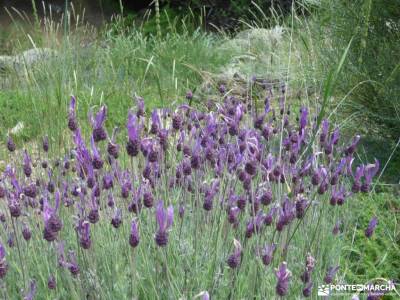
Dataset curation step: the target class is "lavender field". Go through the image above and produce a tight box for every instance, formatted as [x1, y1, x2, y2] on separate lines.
[0, 1, 399, 299]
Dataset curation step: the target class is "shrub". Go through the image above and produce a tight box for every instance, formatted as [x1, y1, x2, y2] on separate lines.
[0, 81, 381, 298]
[313, 0, 400, 141]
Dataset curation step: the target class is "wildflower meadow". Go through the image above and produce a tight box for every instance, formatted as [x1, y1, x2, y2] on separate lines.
[0, 0, 398, 299]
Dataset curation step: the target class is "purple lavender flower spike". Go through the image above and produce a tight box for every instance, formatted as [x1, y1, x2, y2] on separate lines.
[227, 239, 242, 269]
[299, 106, 308, 132]
[330, 185, 346, 206]
[332, 220, 341, 235]
[295, 197, 309, 219]
[68, 96, 78, 131]
[331, 157, 346, 185]
[23, 150, 32, 177]
[303, 282, 313, 297]
[352, 165, 365, 193]
[264, 207, 276, 226]
[47, 275, 56, 290]
[7, 233, 14, 248]
[324, 265, 339, 284]
[219, 84, 226, 94]
[111, 208, 122, 228]
[186, 90, 193, 100]
[259, 189, 273, 206]
[23, 279, 36, 300]
[79, 221, 91, 249]
[88, 193, 100, 224]
[345, 135, 361, 155]
[67, 251, 80, 276]
[228, 206, 240, 225]
[43, 135, 49, 152]
[91, 105, 107, 142]
[276, 197, 296, 231]
[179, 203, 185, 218]
[7, 136, 16, 152]
[365, 217, 378, 238]
[324, 129, 336, 154]
[129, 218, 140, 248]
[172, 113, 183, 130]
[312, 166, 323, 186]
[361, 159, 379, 192]
[42, 194, 62, 242]
[22, 223, 32, 241]
[320, 119, 329, 144]
[275, 262, 292, 296]
[261, 243, 276, 266]
[150, 110, 161, 135]
[23, 183, 37, 198]
[56, 241, 67, 268]
[127, 111, 140, 156]
[107, 127, 120, 158]
[245, 220, 255, 238]
[90, 136, 104, 169]
[136, 96, 145, 117]
[0, 243, 8, 278]
[301, 253, 316, 283]
[155, 201, 173, 247]
[102, 173, 114, 190]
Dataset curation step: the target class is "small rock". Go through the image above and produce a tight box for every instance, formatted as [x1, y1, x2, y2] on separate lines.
[10, 121, 25, 135]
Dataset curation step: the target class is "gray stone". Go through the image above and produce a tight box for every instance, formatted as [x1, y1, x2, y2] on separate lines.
[0, 48, 58, 74]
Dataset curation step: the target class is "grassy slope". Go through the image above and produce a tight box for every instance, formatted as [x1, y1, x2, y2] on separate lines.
[0, 16, 234, 150]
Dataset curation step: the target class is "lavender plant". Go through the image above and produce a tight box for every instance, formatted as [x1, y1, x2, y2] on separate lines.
[0, 83, 380, 298]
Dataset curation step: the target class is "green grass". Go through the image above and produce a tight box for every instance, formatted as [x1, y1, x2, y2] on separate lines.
[0, 13, 235, 150]
[343, 192, 400, 289]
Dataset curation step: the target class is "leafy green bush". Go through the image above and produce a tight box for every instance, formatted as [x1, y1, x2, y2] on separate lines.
[160, 0, 295, 30]
[314, 0, 400, 141]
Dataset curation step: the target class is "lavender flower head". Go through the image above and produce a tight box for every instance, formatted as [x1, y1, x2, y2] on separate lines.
[67, 251, 80, 276]
[275, 262, 292, 296]
[324, 265, 339, 284]
[107, 127, 120, 158]
[42, 193, 62, 242]
[365, 217, 378, 238]
[23, 150, 32, 177]
[154, 201, 173, 247]
[0, 243, 8, 278]
[361, 160, 379, 193]
[227, 239, 242, 269]
[129, 218, 140, 248]
[7, 136, 16, 152]
[303, 282, 313, 298]
[43, 135, 49, 152]
[126, 111, 140, 156]
[186, 90, 193, 100]
[23, 279, 37, 300]
[150, 110, 161, 135]
[48, 275, 56, 290]
[136, 96, 145, 117]
[90, 136, 104, 169]
[111, 208, 123, 228]
[68, 96, 78, 131]
[91, 105, 107, 142]
[79, 221, 91, 249]
[261, 243, 276, 266]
